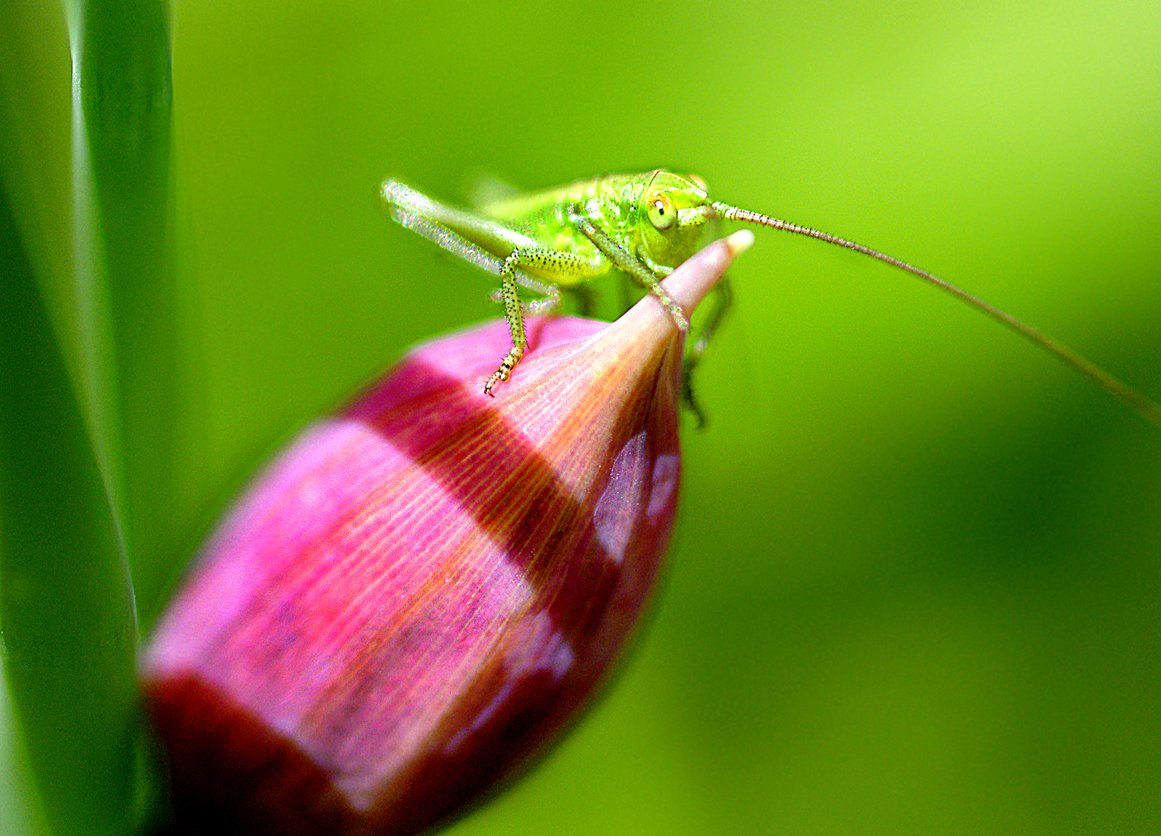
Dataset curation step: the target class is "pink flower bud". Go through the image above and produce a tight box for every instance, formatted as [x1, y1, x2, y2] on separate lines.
[143, 233, 751, 833]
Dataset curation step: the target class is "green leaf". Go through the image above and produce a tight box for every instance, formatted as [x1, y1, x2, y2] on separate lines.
[67, 0, 181, 623]
[1, 0, 177, 830]
[0, 183, 139, 835]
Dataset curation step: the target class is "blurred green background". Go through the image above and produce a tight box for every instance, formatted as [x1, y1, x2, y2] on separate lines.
[3, 0, 1161, 832]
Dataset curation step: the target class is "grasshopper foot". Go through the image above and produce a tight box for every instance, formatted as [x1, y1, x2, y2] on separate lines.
[484, 345, 525, 397]
[681, 357, 709, 429]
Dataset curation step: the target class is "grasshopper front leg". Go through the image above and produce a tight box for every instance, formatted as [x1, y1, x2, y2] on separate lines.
[569, 211, 689, 332]
[572, 210, 733, 426]
[571, 211, 716, 422]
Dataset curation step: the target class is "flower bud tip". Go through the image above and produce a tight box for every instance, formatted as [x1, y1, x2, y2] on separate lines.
[726, 229, 755, 256]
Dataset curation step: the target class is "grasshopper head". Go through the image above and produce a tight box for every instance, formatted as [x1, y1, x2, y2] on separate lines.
[638, 170, 718, 269]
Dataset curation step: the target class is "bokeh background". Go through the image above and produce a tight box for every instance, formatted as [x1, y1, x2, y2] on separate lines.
[4, 1, 1161, 832]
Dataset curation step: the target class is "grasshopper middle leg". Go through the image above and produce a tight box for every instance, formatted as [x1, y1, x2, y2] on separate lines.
[485, 246, 604, 396]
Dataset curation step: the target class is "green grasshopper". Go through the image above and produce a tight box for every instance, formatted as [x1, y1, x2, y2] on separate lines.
[381, 170, 1161, 427]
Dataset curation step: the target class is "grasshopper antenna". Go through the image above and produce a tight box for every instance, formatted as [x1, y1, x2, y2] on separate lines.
[712, 202, 1161, 428]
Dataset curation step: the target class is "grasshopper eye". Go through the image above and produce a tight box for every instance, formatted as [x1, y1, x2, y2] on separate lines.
[647, 193, 677, 231]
